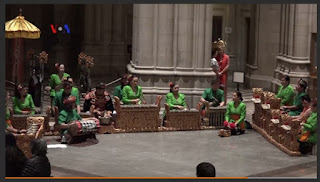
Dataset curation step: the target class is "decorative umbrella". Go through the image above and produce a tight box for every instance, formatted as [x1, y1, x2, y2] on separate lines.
[5, 8, 41, 84]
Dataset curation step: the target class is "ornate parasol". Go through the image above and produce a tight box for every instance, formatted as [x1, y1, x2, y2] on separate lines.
[5, 9, 40, 39]
[5, 8, 41, 84]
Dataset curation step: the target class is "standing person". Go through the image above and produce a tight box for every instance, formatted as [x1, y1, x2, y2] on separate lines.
[6, 133, 27, 177]
[214, 38, 230, 105]
[12, 84, 36, 115]
[281, 79, 307, 116]
[21, 139, 51, 177]
[223, 91, 246, 135]
[275, 75, 295, 106]
[48, 63, 70, 104]
[28, 67, 42, 107]
[113, 74, 129, 104]
[297, 99, 317, 154]
[196, 162, 216, 177]
[163, 82, 187, 120]
[5, 91, 27, 134]
[122, 75, 146, 105]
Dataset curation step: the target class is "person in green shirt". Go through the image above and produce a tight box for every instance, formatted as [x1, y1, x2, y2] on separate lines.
[122, 75, 146, 105]
[12, 84, 36, 115]
[200, 80, 225, 116]
[113, 74, 129, 104]
[223, 91, 247, 135]
[52, 77, 81, 113]
[58, 95, 82, 144]
[47, 63, 70, 103]
[281, 79, 308, 116]
[6, 91, 27, 134]
[298, 99, 317, 154]
[163, 82, 187, 120]
[59, 96, 82, 133]
[276, 75, 295, 106]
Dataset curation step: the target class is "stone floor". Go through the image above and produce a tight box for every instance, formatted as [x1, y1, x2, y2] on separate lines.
[6, 85, 317, 177]
[46, 128, 316, 177]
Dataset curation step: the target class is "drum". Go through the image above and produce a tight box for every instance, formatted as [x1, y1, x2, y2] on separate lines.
[68, 118, 100, 136]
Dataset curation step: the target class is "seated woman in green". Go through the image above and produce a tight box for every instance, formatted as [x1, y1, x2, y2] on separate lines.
[297, 99, 317, 154]
[281, 79, 307, 116]
[12, 84, 36, 115]
[276, 75, 295, 106]
[5, 91, 27, 134]
[163, 82, 187, 120]
[122, 75, 146, 105]
[53, 77, 81, 113]
[113, 74, 129, 104]
[223, 91, 246, 135]
[47, 63, 70, 103]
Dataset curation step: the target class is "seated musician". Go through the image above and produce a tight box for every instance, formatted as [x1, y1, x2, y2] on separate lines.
[6, 91, 27, 135]
[52, 77, 81, 113]
[163, 82, 187, 120]
[59, 96, 99, 144]
[281, 79, 307, 116]
[291, 95, 312, 123]
[113, 74, 129, 104]
[297, 99, 317, 154]
[275, 75, 295, 106]
[12, 84, 36, 115]
[199, 80, 225, 116]
[83, 82, 114, 118]
[48, 63, 70, 102]
[122, 75, 146, 105]
[223, 91, 246, 135]
[58, 96, 81, 144]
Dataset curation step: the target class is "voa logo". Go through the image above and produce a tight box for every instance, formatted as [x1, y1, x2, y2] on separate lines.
[50, 24, 70, 34]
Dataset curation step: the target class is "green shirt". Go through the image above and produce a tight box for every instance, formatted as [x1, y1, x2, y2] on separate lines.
[288, 92, 307, 116]
[225, 101, 246, 124]
[49, 73, 70, 97]
[301, 112, 317, 144]
[122, 85, 143, 105]
[275, 85, 295, 106]
[58, 109, 82, 134]
[12, 94, 35, 114]
[114, 85, 124, 100]
[163, 92, 187, 118]
[52, 89, 80, 112]
[201, 88, 224, 107]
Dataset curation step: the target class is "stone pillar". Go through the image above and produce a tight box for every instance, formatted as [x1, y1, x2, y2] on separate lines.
[130, 4, 214, 108]
[83, 4, 131, 84]
[275, 4, 314, 90]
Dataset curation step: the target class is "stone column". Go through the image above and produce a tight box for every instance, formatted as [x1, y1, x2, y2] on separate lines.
[130, 4, 214, 108]
[82, 4, 131, 84]
[275, 4, 314, 89]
